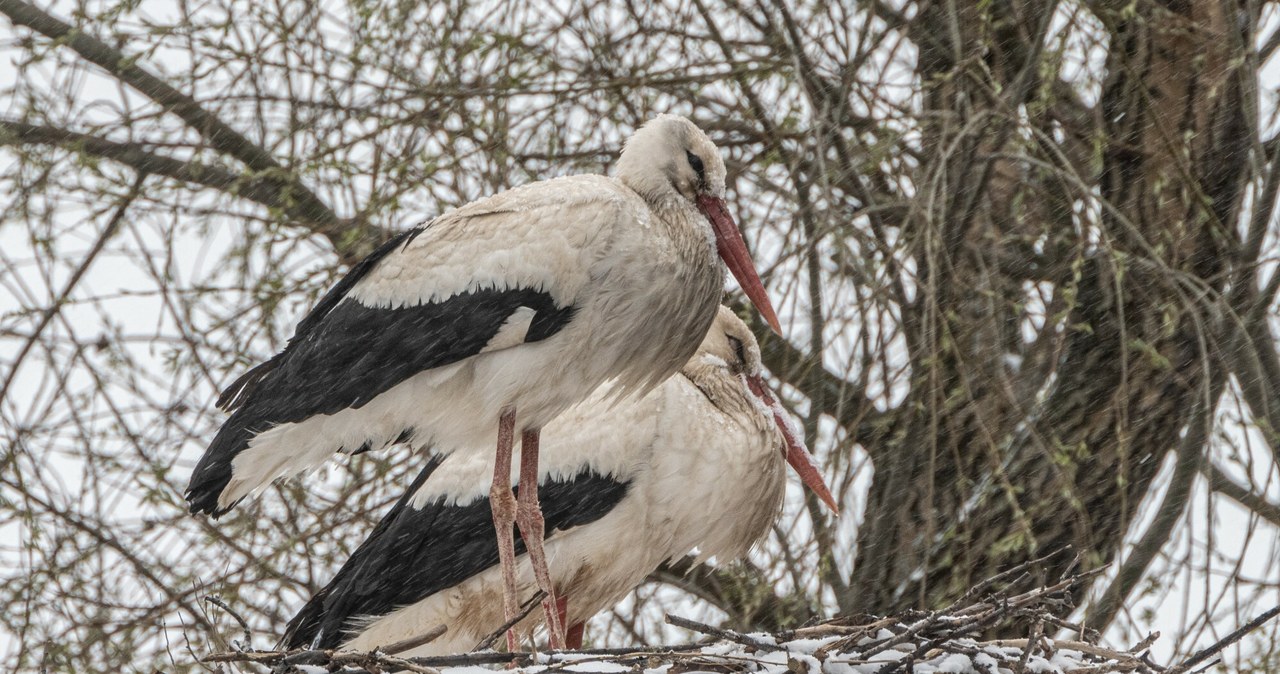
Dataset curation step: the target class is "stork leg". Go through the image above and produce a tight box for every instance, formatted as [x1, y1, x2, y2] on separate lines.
[491, 408, 520, 653]
[566, 622, 585, 650]
[555, 596, 585, 650]
[516, 428, 566, 648]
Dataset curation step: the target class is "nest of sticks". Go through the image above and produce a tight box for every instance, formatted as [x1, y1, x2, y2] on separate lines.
[204, 561, 1278, 674]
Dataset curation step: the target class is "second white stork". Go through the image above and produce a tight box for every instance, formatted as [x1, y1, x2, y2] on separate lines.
[186, 115, 779, 646]
[280, 306, 838, 654]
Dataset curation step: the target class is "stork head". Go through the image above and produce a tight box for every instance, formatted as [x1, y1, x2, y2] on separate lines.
[617, 115, 782, 333]
[693, 306, 839, 513]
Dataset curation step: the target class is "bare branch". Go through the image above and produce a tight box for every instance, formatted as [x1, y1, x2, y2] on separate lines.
[0, 0, 385, 261]
[0, 120, 345, 231]
[1169, 605, 1280, 674]
[1205, 464, 1280, 529]
[0, 172, 146, 406]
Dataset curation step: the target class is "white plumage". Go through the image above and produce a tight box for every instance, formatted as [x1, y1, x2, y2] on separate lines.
[221, 175, 705, 506]
[282, 307, 837, 654]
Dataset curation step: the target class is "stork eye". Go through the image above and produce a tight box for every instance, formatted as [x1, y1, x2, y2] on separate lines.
[727, 335, 746, 365]
[686, 151, 705, 180]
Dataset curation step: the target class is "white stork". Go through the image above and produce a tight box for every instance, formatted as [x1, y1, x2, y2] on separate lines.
[280, 306, 838, 654]
[186, 115, 779, 647]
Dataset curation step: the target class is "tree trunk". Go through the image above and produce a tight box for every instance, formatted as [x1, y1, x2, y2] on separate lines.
[844, 0, 1249, 619]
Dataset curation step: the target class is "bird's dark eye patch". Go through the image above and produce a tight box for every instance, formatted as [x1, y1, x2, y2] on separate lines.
[686, 151, 705, 181]
[727, 335, 746, 365]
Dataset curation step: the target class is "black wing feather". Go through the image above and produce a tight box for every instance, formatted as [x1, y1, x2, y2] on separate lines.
[282, 465, 630, 650]
[187, 226, 578, 516]
[218, 226, 426, 411]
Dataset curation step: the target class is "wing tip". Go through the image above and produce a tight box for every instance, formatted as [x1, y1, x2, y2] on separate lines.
[185, 448, 241, 518]
[185, 484, 237, 518]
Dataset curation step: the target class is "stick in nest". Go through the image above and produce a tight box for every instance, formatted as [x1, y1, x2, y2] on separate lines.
[382, 623, 449, 656]
[473, 589, 548, 652]
[666, 613, 776, 651]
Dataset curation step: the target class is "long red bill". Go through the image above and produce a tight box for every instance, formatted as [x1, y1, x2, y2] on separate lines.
[696, 195, 782, 334]
[745, 374, 839, 513]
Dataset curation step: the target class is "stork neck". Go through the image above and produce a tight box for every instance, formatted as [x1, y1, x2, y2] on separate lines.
[649, 188, 715, 246]
[619, 172, 682, 212]
[682, 363, 767, 431]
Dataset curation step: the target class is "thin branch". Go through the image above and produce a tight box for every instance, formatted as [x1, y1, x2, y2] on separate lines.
[651, 556, 807, 632]
[0, 172, 146, 406]
[382, 624, 449, 656]
[1168, 604, 1280, 674]
[472, 589, 546, 652]
[0, 0, 321, 195]
[202, 595, 252, 649]
[1222, 317, 1280, 464]
[0, 120, 350, 233]
[1204, 464, 1280, 528]
[0, 0, 383, 261]
[206, 571, 1153, 673]
[665, 613, 776, 650]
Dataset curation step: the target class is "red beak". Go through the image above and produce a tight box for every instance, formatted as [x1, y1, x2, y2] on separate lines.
[745, 374, 839, 513]
[697, 195, 782, 334]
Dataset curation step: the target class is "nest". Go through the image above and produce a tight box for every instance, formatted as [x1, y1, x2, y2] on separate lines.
[205, 564, 1278, 674]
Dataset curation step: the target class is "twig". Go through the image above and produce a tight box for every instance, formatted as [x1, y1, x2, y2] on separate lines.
[1086, 380, 1218, 631]
[943, 546, 1074, 613]
[205, 645, 706, 671]
[1168, 604, 1280, 674]
[1044, 614, 1102, 643]
[472, 589, 547, 652]
[201, 595, 252, 651]
[788, 616, 897, 641]
[665, 613, 776, 650]
[0, 0, 393, 264]
[328, 650, 440, 674]
[0, 120, 352, 236]
[0, 172, 146, 406]
[204, 568, 1166, 674]
[1127, 631, 1160, 654]
[857, 611, 942, 660]
[1205, 464, 1280, 529]
[382, 624, 448, 656]
[1014, 620, 1044, 674]
[0, 0, 339, 227]
[988, 639, 1154, 666]
[414, 644, 706, 667]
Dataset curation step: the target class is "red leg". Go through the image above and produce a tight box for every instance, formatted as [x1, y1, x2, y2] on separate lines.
[515, 428, 565, 648]
[491, 408, 520, 653]
[555, 596, 585, 649]
[555, 596, 568, 632]
[566, 623, 585, 650]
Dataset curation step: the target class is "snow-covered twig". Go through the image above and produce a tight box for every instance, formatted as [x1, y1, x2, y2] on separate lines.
[666, 613, 777, 650]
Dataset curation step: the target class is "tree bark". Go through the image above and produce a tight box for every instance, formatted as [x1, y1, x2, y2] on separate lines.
[844, 0, 1250, 621]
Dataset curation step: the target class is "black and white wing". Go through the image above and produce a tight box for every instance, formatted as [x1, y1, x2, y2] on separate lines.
[281, 461, 629, 650]
[185, 179, 641, 515]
